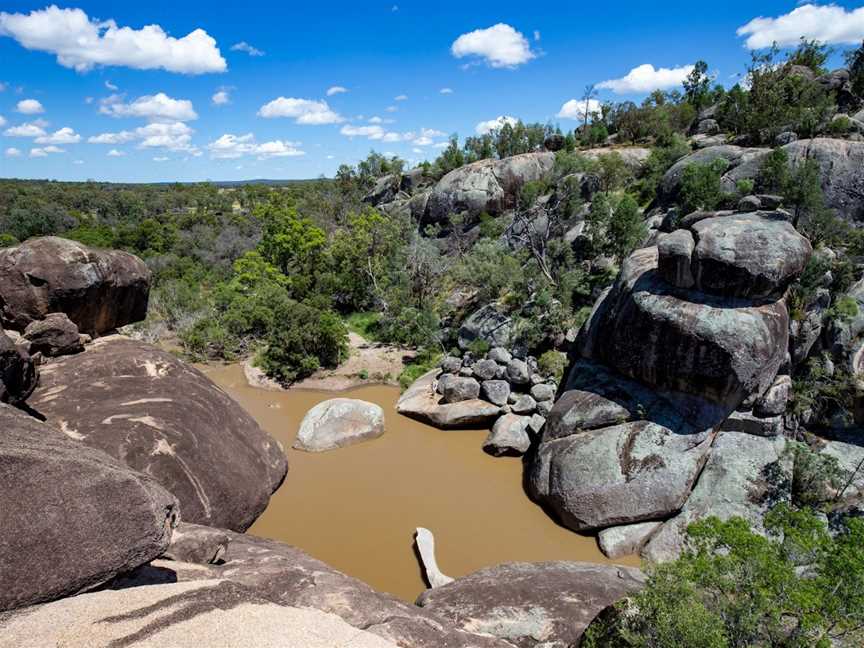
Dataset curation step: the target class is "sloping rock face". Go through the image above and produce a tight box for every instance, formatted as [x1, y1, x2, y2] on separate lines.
[0, 581, 403, 648]
[0, 330, 37, 405]
[643, 432, 791, 562]
[29, 336, 287, 531]
[294, 398, 385, 452]
[0, 237, 151, 334]
[0, 403, 177, 612]
[424, 152, 555, 226]
[397, 370, 502, 428]
[416, 562, 645, 648]
[103, 531, 515, 648]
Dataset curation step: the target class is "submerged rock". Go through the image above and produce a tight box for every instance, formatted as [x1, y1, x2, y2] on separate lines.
[29, 336, 287, 532]
[294, 398, 385, 452]
[0, 236, 150, 334]
[0, 403, 177, 612]
[415, 527, 455, 589]
[417, 561, 645, 648]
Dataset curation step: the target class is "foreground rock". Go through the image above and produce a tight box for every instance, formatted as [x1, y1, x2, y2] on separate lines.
[0, 403, 177, 612]
[417, 562, 645, 648]
[0, 330, 37, 404]
[23, 312, 83, 357]
[105, 531, 514, 648]
[293, 398, 385, 452]
[29, 336, 287, 531]
[0, 237, 151, 334]
[397, 370, 502, 428]
[0, 581, 402, 648]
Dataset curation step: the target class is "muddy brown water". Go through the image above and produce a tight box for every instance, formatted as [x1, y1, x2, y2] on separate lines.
[201, 363, 640, 602]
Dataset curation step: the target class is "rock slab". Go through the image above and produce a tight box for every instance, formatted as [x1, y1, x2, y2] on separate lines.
[293, 398, 385, 452]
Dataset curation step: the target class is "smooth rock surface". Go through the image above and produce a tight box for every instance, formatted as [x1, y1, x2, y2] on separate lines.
[162, 522, 229, 565]
[481, 379, 511, 406]
[29, 336, 287, 531]
[293, 398, 385, 452]
[483, 414, 532, 456]
[0, 403, 177, 612]
[0, 237, 150, 334]
[458, 304, 515, 351]
[23, 312, 83, 357]
[657, 229, 695, 289]
[598, 521, 663, 559]
[417, 561, 645, 648]
[442, 376, 482, 403]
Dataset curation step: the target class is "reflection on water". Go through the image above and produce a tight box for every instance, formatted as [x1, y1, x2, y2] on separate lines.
[201, 363, 640, 602]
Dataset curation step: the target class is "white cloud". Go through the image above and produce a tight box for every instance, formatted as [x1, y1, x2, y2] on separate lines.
[89, 121, 196, 152]
[0, 115, 5, 127]
[738, 4, 864, 49]
[4, 122, 47, 137]
[212, 90, 230, 105]
[99, 93, 197, 121]
[412, 127, 446, 146]
[394, 94, 408, 101]
[5, 147, 21, 157]
[257, 97, 343, 124]
[0, 6, 226, 74]
[597, 63, 695, 94]
[30, 145, 64, 157]
[475, 115, 518, 135]
[16, 99, 44, 114]
[207, 132, 304, 159]
[341, 124, 386, 139]
[557, 99, 603, 121]
[107, 149, 125, 157]
[368, 116, 393, 124]
[230, 41, 264, 56]
[153, 156, 169, 161]
[73, 159, 83, 164]
[533, 30, 541, 42]
[326, 86, 348, 96]
[440, 87, 453, 94]
[385, 105, 398, 113]
[35, 126, 81, 144]
[105, 80, 118, 91]
[0, 82, 6, 91]
[451, 24, 536, 68]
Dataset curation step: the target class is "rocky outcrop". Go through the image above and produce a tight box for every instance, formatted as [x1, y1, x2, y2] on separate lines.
[0, 403, 177, 612]
[458, 303, 515, 351]
[293, 398, 385, 452]
[162, 522, 230, 565]
[0, 237, 151, 334]
[29, 336, 287, 531]
[397, 370, 502, 428]
[424, 152, 555, 226]
[483, 414, 532, 456]
[23, 312, 83, 357]
[643, 432, 791, 562]
[657, 145, 768, 204]
[416, 562, 645, 648]
[0, 330, 37, 405]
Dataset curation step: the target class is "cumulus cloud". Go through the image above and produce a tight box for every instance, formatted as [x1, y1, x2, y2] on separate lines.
[385, 105, 398, 113]
[107, 149, 125, 157]
[475, 115, 518, 135]
[212, 89, 230, 105]
[4, 122, 47, 137]
[16, 98, 44, 114]
[230, 41, 264, 57]
[105, 80, 118, 91]
[0, 6, 226, 74]
[35, 126, 81, 144]
[394, 94, 408, 101]
[597, 63, 695, 94]
[368, 116, 394, 124]
[340, 124, 444, 146]
[451, 24, 535, 68]
[99, 93, 198, 121]
[326, 86, 348, 96]
[440, 87, 453, 94]
[30, 145, 64, 157]
[207, 133, 304, 159]
[738, 4, 864, 49]
[257, 97, 343, 124]
[153, 156, 169, 161]
[5, 147, 21, 157]
[557, 98, 603, 121]
[89, 121, 196, 153]
[412, 127, 446, 146]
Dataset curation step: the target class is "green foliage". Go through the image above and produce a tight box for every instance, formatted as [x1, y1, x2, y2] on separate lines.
[584, 510, 864, 648]
[466, 339, 491, 357]
[787, 38, 831, 75]
[786, 441, 846, 508]
[636, 135, 691, 205]
[585, 192, 647, 262]
[682, 60, 712, 110]
[791, 354, 858, 428]
[735, 178, 754, 196]
[828, 115, 853, 135]
[519, 180, 549, 210]
[679, 158, 729, 213]
[344, 311, 382, 340]
[0, 233, 18, 248]
[596, 152, 634, 192]
[538, 350, 567, 382]
[846, 40, 864, 98]
[398, 348, 442, 390]
[450, 240, 524, 305]
[758, 147, 792, 194]
[826, 295, 860, 323]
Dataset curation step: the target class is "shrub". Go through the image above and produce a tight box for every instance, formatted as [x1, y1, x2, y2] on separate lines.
[735, 178, 755, 196]
[679, 158, 729, 212]
[538, 350, 567, 382]
[585, 192, 647, 262]
[398, 348, 442, 390]
[467, 338, 491, 357]
[828, 115, 852, 136]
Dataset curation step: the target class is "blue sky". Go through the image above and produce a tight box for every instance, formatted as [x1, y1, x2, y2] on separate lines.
[1, 1, 863, 182]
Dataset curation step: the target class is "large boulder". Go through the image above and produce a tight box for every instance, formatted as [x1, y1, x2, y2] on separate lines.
[0, 403, 177, 612]
[0, 237, 151, 334]
[397, 370, 502, 429]
[424, 152, 554, 226]
[29, 336, 287, 531]
[579, 246, 789, 410]
[416, 562, 645, 648]
[0, 581, 403, 648]
[458, 303, 515, 351]
[689, 214, 812, 299]
[23, 312, 83, 357]
[363, 173, 401, 206]
[0, 330, 37, 405]
[643, 432, 791, 562]
[657, 145, 768, 205]
[293, 398, 385, 452]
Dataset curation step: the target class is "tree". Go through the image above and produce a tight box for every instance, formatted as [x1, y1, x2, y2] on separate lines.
[683, 60, 712, 110]
[582, 84, 599, 132]
[256, 195, 326, 291]
[679, 159, 729, 213]
[585, 192, 647, 262]
[846, 40, 864, 98]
